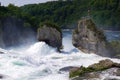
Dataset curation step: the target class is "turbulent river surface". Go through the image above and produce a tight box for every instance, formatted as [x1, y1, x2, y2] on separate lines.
[104, 31, 120, 41]
[0, 31, 120, 80]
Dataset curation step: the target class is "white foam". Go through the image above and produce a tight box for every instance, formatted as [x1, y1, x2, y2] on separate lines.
[0, 32, 120, 80]
[26, 42, 56, 56]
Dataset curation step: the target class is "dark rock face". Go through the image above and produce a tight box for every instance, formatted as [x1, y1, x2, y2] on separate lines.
[72, 18, 111, 56]
[37, 25, 62, 51]
[0, 16, 36, 48]
[69, 59, 120, 80]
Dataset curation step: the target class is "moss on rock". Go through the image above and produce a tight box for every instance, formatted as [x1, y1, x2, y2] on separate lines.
[70, 66, 94, 78]
[69, 59, 120, 78]
[39, 21, 61, 33]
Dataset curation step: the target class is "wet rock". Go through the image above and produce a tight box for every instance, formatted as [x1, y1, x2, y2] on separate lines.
[70, 68, 120, 80]
[0, 76, 3, 79]
[114, 63, 120, 67]
[115, 68, 120, 76]
[0, 51, 4, 54]
[88, 59, 114, 70]
[59, 66, 77, 72]
[37, 23, 62, 51]
[0, 74, 4, 79]
[71, 72, 100, 80]
[69, 59, 120, 80]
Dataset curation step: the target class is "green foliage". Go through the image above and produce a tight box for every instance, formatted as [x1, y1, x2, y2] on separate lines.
[39, 21, 61, 33]
[70, 66, 94, 78]
[20, 0, 120, 30]
[24, 22, 31, 27]
[0, 0, 120, 30]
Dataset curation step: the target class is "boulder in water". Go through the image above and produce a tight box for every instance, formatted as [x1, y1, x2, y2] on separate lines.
[72, 18, 113, 56]
[69, 59, 120, 80]
[37, 22, 62, 51]
[0, 75, 3, 79]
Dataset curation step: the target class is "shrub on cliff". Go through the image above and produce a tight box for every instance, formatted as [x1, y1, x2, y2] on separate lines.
[39, 21, 61, 33]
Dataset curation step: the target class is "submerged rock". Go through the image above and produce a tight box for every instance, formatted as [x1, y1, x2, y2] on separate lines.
[0, 75, 3, 79]
[72, 18, 112, 56]
[37, 23, 62, 51]
[0, 51, 4, 54]
[69, 59, 120, 80]
[0, 74, 6, 79]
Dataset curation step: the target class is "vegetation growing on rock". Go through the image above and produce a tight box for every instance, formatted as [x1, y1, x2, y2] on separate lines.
[70, 59, 120, 78]
[70, 66, 94, 78]
[39, 21, 61, 33]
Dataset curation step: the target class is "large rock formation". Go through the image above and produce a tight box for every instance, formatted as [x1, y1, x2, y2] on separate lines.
[37, 24, 62, 51]
[69, 59, 120, 80]
[0, 16, 36, 48]
[72, 18, 111, 56]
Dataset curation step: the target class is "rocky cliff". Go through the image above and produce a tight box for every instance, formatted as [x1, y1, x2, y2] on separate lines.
[0, 16, 36, 48]
[37, 24, 62, 51]
[72, 18, 112, 56]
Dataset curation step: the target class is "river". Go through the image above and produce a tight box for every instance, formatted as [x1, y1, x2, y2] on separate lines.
[0, 31, 120, 80]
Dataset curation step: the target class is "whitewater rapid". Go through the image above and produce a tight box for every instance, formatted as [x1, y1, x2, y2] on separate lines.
[0, 31, 120, 80]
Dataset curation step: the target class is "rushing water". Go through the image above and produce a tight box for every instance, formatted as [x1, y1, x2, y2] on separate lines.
[0, 31, 120, 80]
[104, 31, 120, 41]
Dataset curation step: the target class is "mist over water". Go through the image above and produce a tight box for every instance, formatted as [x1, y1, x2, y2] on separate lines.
[0, 31, 120, 80]
[0, 17, 37, 49]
